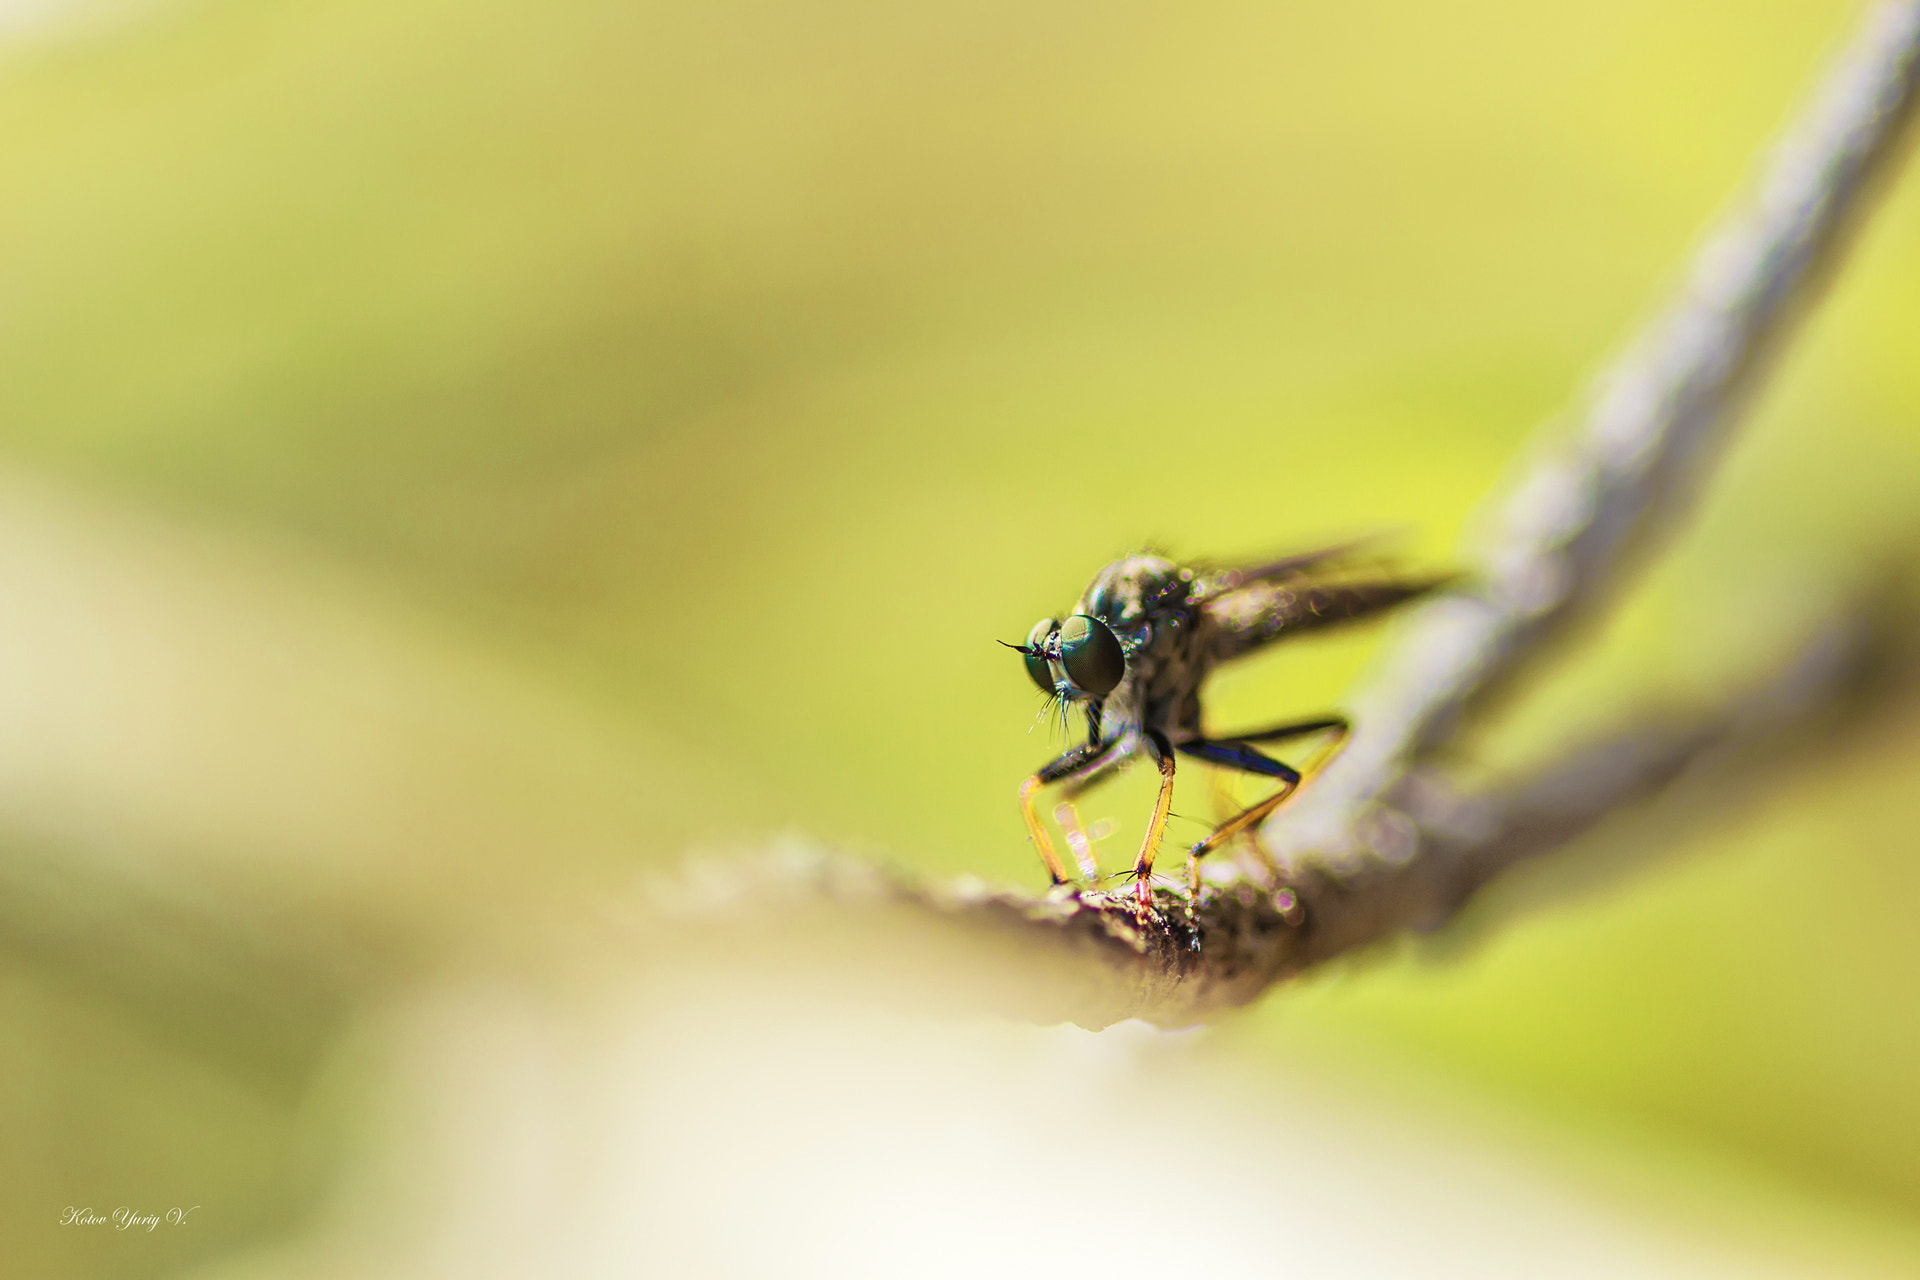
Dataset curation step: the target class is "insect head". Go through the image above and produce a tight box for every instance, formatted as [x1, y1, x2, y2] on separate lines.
[1007, 614, 1126, 700]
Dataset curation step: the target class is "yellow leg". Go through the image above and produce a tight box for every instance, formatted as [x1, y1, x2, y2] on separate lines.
[1188, 724, 1352, 891]
[1020, 774, 1071, 885]
[1188, 780, 1299, 864]
[1130, 749, 1177, 910]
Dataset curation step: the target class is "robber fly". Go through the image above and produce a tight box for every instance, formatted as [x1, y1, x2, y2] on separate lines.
[1004, 542, 1444, 910]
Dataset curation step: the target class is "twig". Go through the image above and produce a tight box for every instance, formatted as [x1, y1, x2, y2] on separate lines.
[670, 2, 1920, 1029]
[685, 589, 1917, 1028]
[1269, 0, 1920, 867]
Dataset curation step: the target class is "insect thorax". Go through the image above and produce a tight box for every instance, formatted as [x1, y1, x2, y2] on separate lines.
[1078, 555, 1209, 740]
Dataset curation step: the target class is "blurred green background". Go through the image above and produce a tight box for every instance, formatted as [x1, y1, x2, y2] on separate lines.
[5, 0, 1920, 1274]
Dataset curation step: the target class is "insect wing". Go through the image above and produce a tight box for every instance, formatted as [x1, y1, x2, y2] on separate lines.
[1187, 535, 1394, 604]
[1202, 571, 1450, 660]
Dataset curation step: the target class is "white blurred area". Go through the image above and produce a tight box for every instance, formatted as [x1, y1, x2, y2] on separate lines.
[204, 956, 1897, 1280]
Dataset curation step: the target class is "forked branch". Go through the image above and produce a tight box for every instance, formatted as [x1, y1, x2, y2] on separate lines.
[679, 1, 1920, 1028]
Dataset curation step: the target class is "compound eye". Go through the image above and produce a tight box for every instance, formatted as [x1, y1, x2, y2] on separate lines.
[1057, 614, 1125, 696]
[1022, 618, 1058, 694]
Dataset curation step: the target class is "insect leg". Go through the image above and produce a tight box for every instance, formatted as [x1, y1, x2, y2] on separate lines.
[1223, 714, 1349, 745]
[1176, 721, 1350, 893]
[1019, 737, 1134, 885]
[1055, 737, 1135, 799]
[1019, 747, 1090, 885]
[1176, 738, 1304, 781]
[1128, 730, 1177, 911]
